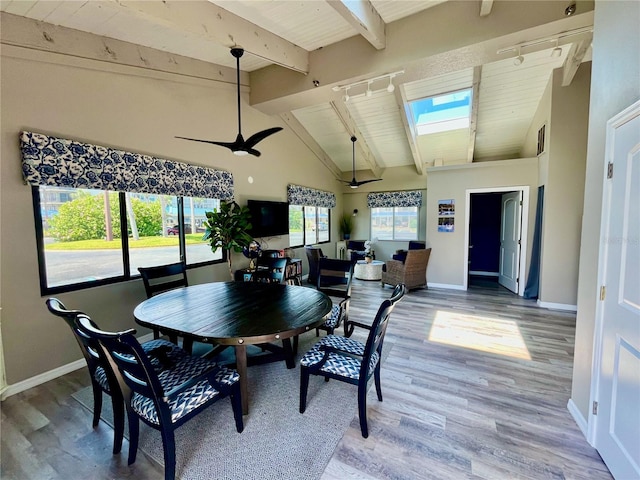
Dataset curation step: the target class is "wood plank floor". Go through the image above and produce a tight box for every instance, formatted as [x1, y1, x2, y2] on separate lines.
[1, 279, 612, 480]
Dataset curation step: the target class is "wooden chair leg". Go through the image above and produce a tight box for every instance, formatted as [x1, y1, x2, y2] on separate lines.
[374, 362, 383, 402]
[127, 411, 139, 465]
[358, 382, 369, 438]
[110, 392, 125, 454]
[299, 367, 310, 413]
[160, 427, 176, 480]
[230, 385, 244, 433]
[90, 382, 102, 428]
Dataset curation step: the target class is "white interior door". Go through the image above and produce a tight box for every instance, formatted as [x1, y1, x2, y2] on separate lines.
[592, 102, 640, 479]
[498, 191, 522, 293]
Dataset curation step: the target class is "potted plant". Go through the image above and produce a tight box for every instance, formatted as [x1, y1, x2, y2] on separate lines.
[339, 214, 353, 240]
[202, 200, 253, 280]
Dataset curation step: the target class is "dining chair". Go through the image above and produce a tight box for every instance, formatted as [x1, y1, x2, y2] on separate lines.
[138, 262, 192, 348]
[77, 315, 244, 480]
[252, 257, 287, 284]
[315, 257, 354, 337]
[304, 246, 326, 284]
[45, 298, 188, 455]
[299, 284, 406, 438]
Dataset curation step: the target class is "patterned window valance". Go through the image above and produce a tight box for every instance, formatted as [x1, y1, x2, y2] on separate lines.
[20, 131, 234, 199]
[287, 184, 336, 208]
[367, 190, 423, 208]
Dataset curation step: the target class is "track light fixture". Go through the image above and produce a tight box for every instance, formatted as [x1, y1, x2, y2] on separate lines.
[497, 26, 592, 64]
[333, 70, 404, 102]
[514, 47, 524, 66]
[386, 76, 395, 93]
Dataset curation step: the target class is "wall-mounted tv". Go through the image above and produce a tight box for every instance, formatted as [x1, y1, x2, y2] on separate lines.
[246, 200, 289, 238]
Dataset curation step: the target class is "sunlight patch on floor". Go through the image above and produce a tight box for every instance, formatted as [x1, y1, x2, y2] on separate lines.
[428, 310, 532, 360]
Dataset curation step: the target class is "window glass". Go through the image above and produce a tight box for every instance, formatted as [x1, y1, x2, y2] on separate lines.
[183, 197, 221, 265]
[304, 206, 318, 245]
[288, 205, 330, 247]
[410, 88, 472, 136]
[371, 206, 418, 240]
[40, 186, 125, 287]
[317, 207, 329, 243]
[288, 205, 304, 247]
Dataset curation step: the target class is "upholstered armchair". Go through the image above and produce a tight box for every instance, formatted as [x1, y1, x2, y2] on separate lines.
[381, 248, 431, 290]
[346, 240, 367, 262]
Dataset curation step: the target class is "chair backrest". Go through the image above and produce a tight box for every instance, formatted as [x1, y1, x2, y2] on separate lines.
[45, 298, 113, 383]
[405, 248, 431, 269]
[138, 262, 188, 298]
[253, 257, 287, 284]
[76, 315, 166, 408]
[346, 240, 366, 251]
[316, 258, 353, 300]
[361, 284, 406, 376]
[305, 246, 325, 283]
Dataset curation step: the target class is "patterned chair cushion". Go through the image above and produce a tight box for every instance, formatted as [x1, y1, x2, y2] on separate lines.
[93, 365, 110, 392]
[324, 304, 342, 328]
[300, 334, 380, 380]
[131, 357, 239, 425]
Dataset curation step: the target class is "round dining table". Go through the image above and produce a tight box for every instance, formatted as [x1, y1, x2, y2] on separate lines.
[134, 281, 332, 414]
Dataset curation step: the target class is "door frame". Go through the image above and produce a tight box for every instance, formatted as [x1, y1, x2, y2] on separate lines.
[464, 186, 530, 295]
[587, 99, 640, 447]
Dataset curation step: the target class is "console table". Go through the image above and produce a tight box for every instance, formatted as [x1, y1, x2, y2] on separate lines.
[235, 257, 302, 285]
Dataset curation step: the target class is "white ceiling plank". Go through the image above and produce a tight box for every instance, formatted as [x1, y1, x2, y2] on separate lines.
[279, 112, 343, 179]
[327, 0, 386, 50]
[115, 0, 309, 73]
[2, 0, 36, 16]
[398, 84, 423, 173]
[18, 0, 65, 21]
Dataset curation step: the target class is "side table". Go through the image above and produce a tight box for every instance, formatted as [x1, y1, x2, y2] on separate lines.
[353, 260, 384, 281]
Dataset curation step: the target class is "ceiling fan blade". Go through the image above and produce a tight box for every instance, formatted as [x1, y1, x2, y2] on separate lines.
[244, 127, 283, 149]
[175, 136, 239, 149]
[355, 178, 383, 186]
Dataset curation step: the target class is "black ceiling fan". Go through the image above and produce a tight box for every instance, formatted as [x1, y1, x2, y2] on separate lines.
[340, 135, 382, 189]
[176, 47, 282, 157]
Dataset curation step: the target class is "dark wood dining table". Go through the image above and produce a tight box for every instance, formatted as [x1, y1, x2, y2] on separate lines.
[133, 281, 332, 414]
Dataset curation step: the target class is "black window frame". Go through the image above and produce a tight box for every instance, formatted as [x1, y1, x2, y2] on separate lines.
[288, 205, 331, 248]
[31, 186, 225, 295]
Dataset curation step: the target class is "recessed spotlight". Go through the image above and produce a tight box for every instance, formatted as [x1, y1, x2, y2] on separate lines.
[565, 2, 576, 16]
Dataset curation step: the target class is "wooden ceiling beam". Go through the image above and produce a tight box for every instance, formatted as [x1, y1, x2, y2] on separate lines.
[326, 0, 386, 50]
[117, 0, 309, 73]
[562, 37, 592, 86]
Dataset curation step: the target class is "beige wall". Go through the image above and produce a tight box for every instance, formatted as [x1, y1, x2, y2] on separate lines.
[571, 0, 640, 422]
[0, 45, 341, 384]
[426, 159, 539, 287]
[539, 63, 591, 306]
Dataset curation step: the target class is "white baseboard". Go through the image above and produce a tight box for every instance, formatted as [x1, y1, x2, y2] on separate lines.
[537, 300, 578, 312]
[427, 283, 466, 291]
[1, 332, 155, 401]
[567, 398, 590, 442]
[469, 271, 499, 277]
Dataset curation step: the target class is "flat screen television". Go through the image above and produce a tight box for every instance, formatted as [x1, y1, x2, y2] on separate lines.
[246, 200, 289, 238]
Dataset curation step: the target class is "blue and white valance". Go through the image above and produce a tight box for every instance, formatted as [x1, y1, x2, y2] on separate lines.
[287, 184, 336, 208]
[367, 190, 423, 208]
[20, 131, 234, 199]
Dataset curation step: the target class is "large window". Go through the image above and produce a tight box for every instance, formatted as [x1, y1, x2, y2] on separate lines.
[34, 185, 222, 294]
[289, 205, 330, 247]
[371, 206, 419, 240]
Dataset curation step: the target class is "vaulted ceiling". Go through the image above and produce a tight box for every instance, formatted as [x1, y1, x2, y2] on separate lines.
[1, 0, 595, 183]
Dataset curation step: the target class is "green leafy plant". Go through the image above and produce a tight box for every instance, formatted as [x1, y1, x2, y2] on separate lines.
[202, 200, 253, 280]
[339, 214, 353, 240]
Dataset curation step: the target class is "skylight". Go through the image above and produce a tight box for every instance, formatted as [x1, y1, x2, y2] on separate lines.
[410, 89, 472, 135]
